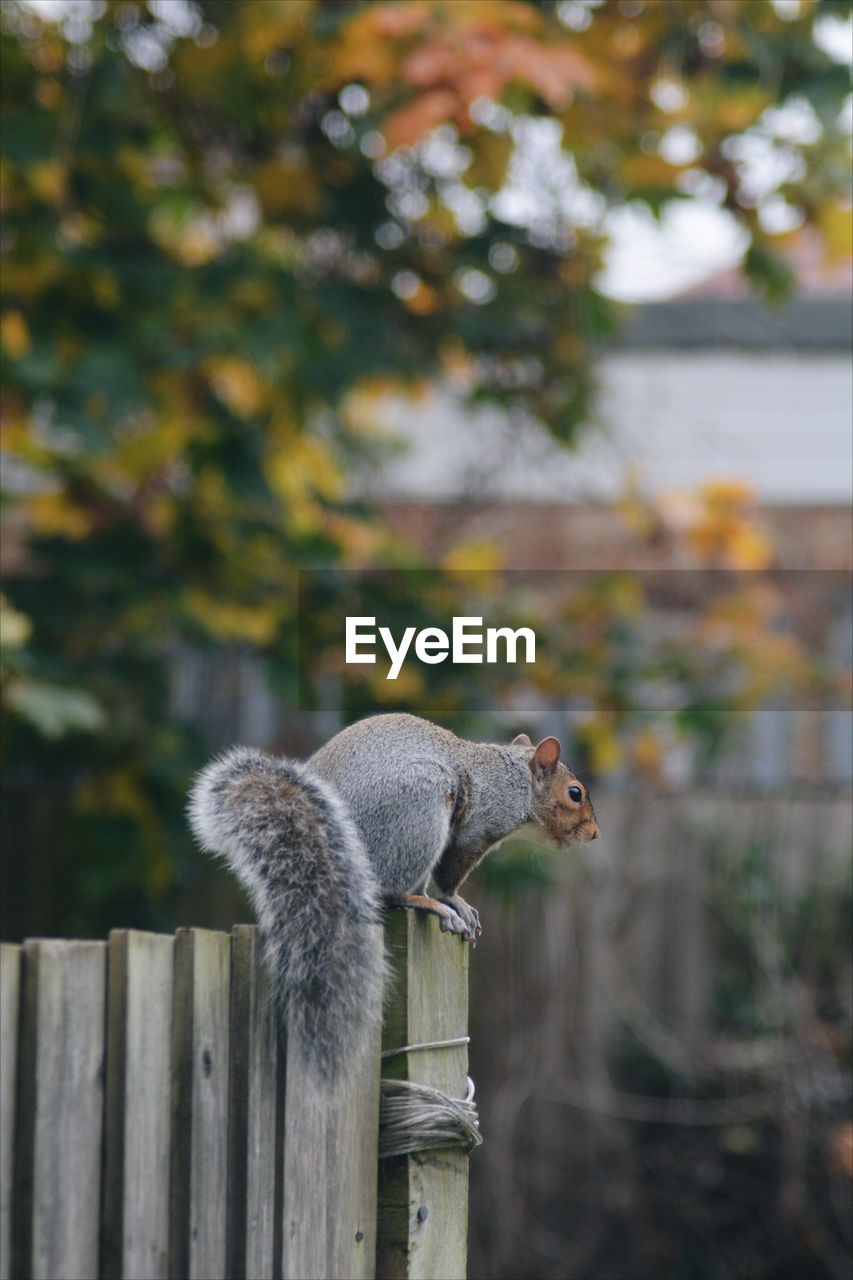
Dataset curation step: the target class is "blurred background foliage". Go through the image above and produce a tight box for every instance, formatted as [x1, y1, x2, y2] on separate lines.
[2, 0, 850, 935]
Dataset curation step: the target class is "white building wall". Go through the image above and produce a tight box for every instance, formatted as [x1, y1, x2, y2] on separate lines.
[366, 352, 853, 505]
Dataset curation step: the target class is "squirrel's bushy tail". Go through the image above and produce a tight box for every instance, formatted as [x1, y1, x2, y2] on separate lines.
[187, 747, 384, 1082]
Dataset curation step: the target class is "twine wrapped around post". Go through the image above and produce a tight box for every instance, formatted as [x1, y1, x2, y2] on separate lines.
[379, 1034, 481, 1157]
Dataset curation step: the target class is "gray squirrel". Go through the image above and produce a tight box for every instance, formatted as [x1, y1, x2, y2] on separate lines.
[188, 712, 599, 1081]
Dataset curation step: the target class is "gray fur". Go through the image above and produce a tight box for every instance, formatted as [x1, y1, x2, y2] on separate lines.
[310, 714, 536, 886]
[188, 747, 384, 1081]
[188, 713, 588, 1084]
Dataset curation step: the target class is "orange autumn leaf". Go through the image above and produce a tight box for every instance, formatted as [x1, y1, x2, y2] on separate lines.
[403, 280, 440, 314]
[371, 0, 433, 39]
[384, 89, 459, 150]
[386, 27, 594, 144]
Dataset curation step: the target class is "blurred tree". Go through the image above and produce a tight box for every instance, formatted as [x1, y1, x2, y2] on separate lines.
[0, 0, 850, 933]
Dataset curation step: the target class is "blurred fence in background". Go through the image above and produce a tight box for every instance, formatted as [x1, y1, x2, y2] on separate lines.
[467, 790, 853, 1280]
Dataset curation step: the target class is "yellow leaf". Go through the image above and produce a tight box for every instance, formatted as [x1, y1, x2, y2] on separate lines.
[325, 512, 385, 566]
[443, 541, 503, 572]
[687, 479, 773, 569]
[341, 379, 406, 436]
[240, 0, 314, 57]
[26, 492, 92, 539]
[616, 471, 657, 538]
[253, 154, 319, 217]
[182, 590, 278, 645]
[29, 159, 66, 205]
[622, 153, 682, 187]
[149, 206, 222, 266]
[722, 525, 773, 570]
[700, 478, 755, 506]
[78, 768, 148, 819]
[0, 311, 31, 359]
[35, 78, 62, 111]
[686, 82, 771, 135]
[577, 717, 623, 775]
[371, 663, 424, 702]
[93, 269, 120, 309]
[462, 132, 513, 190]
[818, 201, 853, 264]
[205, 356, 265, 418]
[267, 437, 344, 533]
[0, 597, 32, 649]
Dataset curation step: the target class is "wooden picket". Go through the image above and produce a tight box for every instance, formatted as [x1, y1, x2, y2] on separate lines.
[13, 940, 107, 1280]
[226, 925, 280, 1280]
[102, 929, 174, 1280]
[0, 917, 472, 1280]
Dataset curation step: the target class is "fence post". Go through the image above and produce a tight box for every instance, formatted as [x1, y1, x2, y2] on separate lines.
[376, 911, 471, 1280]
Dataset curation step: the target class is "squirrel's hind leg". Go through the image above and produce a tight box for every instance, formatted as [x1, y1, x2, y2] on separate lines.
[387, 893, 474, 940]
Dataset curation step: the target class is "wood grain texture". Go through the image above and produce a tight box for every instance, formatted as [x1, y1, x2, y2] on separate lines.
[227, 925, 280, 1280]
[0, 945, 21, 1280]
[169, 928, 231, 1280]
[325, 918, 383, 1280]
[102, 930, 174, 1280]
[280, 921, 383, 1280]
[376, 911, 470, 1280]
[14, 939, 107, 1280]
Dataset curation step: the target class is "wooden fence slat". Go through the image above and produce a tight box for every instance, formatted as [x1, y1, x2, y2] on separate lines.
[5, 912, 465, 1280]
[169, 928, 231, 1280]
[102, 930, 174, 1280]
[227, 925, 280, 1280]
[280, 1061, 328, 1280]
[0, 945, 21, 1280]
[325, 918, 383, 1280]
[280, 921, 383, 1280]
[377, 912, 470, 1280]
[13, 939, 107, 1280]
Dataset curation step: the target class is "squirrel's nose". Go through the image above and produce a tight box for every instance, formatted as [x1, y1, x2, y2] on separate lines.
[589, 824, 600, 840]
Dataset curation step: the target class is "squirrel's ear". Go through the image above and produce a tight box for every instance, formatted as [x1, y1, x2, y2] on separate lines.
[512, 733, 532, 747]
[532, 736, 561, 774]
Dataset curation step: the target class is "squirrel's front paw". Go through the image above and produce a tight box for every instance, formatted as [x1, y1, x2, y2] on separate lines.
[440, 894, 482, 944]
[438, 908, 470, 937]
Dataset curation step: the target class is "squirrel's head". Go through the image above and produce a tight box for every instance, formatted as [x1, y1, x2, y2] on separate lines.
[513, 733, 600, 847]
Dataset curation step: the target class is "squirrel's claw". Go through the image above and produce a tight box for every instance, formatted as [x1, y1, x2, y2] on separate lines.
[440, 894, 482, 944]
[388, 892, 476, 940]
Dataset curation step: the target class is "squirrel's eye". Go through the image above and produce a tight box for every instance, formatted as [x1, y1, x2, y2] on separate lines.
[568, 785, 582, 803]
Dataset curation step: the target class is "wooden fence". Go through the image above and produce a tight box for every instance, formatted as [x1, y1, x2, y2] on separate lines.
[0, 912, 474, 1280]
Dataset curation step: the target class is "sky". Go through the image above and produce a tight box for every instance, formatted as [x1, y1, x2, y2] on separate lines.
[597, 202, 748, 302]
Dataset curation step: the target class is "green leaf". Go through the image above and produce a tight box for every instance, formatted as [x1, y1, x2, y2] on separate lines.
[4, 678, 106, 739]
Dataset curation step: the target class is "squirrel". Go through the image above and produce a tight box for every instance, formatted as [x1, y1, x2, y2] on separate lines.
[187, 712, 599, 1082]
